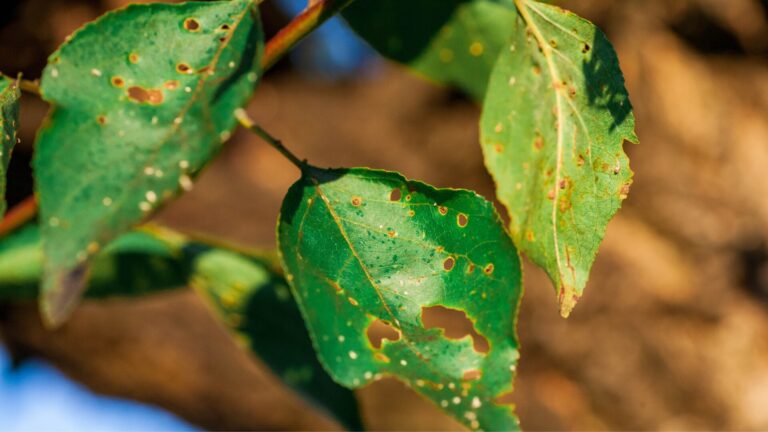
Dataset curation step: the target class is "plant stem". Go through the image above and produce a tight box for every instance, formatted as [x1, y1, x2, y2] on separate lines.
[19, 79, 40, 95]
[234, 108, 305, 170]
[0, 195, 37, 237]
[0, 0, 352, 237]
[261, 0, 355, 70]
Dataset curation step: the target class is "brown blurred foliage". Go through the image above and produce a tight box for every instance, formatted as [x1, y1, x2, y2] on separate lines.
[1, 0, 768, 430]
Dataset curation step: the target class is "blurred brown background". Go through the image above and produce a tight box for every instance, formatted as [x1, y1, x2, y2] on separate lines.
[1, 0, 768, 430]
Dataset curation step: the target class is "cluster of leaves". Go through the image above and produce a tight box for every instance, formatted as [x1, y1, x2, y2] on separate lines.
[0, 0, 636, 430]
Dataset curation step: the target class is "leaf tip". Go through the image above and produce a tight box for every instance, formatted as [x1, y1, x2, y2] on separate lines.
[40, 264, 90, 328]
[558, 286, 580, 318]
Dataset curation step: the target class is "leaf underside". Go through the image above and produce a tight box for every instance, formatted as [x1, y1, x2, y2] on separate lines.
[0, 76, 20, 218]
[278, 166, 522, 431]
[33, 0, 264, 326]
[480, 0, 637, 316]
[343, 0, 516, 100]
[0, 224, 362, 430]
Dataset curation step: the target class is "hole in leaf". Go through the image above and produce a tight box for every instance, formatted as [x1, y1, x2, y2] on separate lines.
[421, 305, 489, 353]
[463, 369, 482, 381]
[494, 391, 515, 406]
[367, 319, 400, 349]
[389, 188, 402, 201]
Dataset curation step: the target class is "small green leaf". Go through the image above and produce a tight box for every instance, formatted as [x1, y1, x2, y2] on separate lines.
[343, 0, 516, 100]
[480, 0, 637, 316]
[33, 0, 264, 326]
[278, 166, 522, 431]
[190, 247, 364, 430]
[0, 224, 362, 429]
[0, 76, 20, 218]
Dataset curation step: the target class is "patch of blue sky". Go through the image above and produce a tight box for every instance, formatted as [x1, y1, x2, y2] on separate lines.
[0, 344, 196, 432]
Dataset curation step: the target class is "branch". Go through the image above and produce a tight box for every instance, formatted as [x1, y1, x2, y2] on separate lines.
[261, 0, 355, 70]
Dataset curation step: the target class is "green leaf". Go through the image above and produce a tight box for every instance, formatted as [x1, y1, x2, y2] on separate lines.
[0, 224, 363, 430]
[190, 247, 364, 430]
[0, 76, 20, 218]
[343, 0, 517, 100]
[33, 0, 264, 326]
[0, 223, 187, 301]
[278, 166, 522, 431]
[480, 0, 637, 316]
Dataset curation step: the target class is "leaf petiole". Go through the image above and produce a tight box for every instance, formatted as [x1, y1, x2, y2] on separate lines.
[234, 108, 306, 170]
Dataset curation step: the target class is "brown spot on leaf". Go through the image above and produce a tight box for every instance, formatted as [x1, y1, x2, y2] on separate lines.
[526, 230, 535, 242]
[577, 154, 585, 166]
[96, 115, 106, 125]
[457, 213, 468, 227]
[484, 263, 494, 275]
[351, 196, 362, 206]
[367, 319, 401, 349]
[467, 263, 475, 274]
[547, 188, 556, 200]
[422, 306, 489, 353]
[443, 257, 455, 271]
[128, 53, 139, 64]
[438, 206, 448, 216]
[582, 43, 591, 53]
[184, 18, 200, 31]
[176, 63, 193, 74]
[408, 210, 415, 217]
[111, 76, 124, 87]
[164, 80, 179, 90]
[389, 188, 402, 201]
[494, 143, 504, 153]
[387, 230, 397, 238]
[127, 86, 164, 105]
[463, 369, 482, 381]
[219, 23, 231, 31]
[534, 135, 543, 150]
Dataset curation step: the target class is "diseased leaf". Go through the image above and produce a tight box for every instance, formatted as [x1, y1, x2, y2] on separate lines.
[480, 0, 637, 316]
[278, 166, 522, 431]
[0, 224, 362, 430]
[343, 0, 516, 100]
[0, 76, 20, 218]
[190, 247, 364, 430]
[33, 0, 264, 326]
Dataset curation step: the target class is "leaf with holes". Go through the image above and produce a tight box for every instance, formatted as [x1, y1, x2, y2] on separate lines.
[480, 0, 637, 316]
[0, 76, 20, 218]
[190, 247, 363, 430]
[33, 0, 264, 326]
[278, 166, 522, 431]
[343, 0, 516, 100]
[0, 223, 362, 430]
